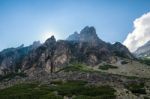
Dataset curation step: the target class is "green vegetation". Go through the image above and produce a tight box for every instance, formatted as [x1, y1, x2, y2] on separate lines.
[99, 64, 118, 70]
[126, 82, 146, 95]
[49, 80, 115, 97]
[124, 76, 139, 80]
[0, 83, 63, 99]
[0, 72, 27, 81]
[63, 63, 84, 72]
[57, 63, 94, 73]
[0, 80, 116, 99]
[73, 95, 116, 99]
[139, 58, 150, 66]
[50, 80, 64, 85]
[144, 96, 150, 99]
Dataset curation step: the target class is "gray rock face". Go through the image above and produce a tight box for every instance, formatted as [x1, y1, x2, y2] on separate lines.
[66, 32, 79, 41]
[134, 41, 150, 58]
[0, 42, 41, 75]
[21, 26, 133, 74]
[67, 26, 105, 46]
[0, 47, 27, 75]
[31, 41, 41, 49]
[80, 26, 99, 42]
[0, 26, 134, 75]
[112, 42, 134, 59]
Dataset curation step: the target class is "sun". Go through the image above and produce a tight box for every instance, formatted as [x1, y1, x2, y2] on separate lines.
[41, 32, 54, 43]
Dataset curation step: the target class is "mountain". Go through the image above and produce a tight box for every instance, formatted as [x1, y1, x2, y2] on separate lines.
[2, 26, 150, 99]
[134, 40, 150, 58]
[0, 26, 134, 76]
[66, 32, 79, 41]
[67, 26, 133, 59]
[67, 26, 105, 46]
[0, 41, 41, 75]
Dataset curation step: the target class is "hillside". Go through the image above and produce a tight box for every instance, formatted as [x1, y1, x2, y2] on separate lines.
[134, 41, 150, 58]
[0, 26, 150, 99]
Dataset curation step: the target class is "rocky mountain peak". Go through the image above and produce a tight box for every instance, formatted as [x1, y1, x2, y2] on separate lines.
[32, 41, 40, 46]
[31, 41, 41, 50]
[113, 42, 134, 59]
[144, 40, 150, 46]
[66, 32, 79, 41]
[79, 26, 99, 42]
[44, 36, 56, 46]
[17, 44, 24, 48]
[0, 26, 134, 76]
[74, 31, 79, 35]
[67, 26, 102, 46]
[134, 40, 150, 58]
[80, 26, 96, 36]
[113, 42, 129, 52]
[113, 42, 124, 47]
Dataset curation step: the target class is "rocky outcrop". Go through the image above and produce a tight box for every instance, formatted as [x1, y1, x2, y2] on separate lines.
[0, 26, 134, 76]
[112, 42, 134, 59]
[67, 26, 105, 46]
[66, 32, 79, 41]
[134, 40, 150, 58]
[0, 42, 41, 75]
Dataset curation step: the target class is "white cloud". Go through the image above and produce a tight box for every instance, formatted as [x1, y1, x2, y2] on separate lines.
[123, 12, 150, 52]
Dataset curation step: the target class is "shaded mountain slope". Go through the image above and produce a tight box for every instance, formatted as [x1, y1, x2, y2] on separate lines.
[134, 40, 150, 58]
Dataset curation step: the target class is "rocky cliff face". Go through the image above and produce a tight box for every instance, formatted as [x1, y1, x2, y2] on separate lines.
[0, 26, 134, 75]
[66, 32, 79, 41]
[0, 41, 41, 75]
[112, 42, 134, 59]
[134, 40, 150, 58]
[21, 36, 72, 74]
[67, 26, 105, 46]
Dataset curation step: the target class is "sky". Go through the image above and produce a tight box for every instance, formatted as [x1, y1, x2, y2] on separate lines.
[0, 0, 150, 52]
[123, 12, 150, 52]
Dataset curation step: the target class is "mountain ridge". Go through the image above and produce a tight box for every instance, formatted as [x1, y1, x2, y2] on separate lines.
[134, 40, 150, 58]
[0, 26, 134, 76]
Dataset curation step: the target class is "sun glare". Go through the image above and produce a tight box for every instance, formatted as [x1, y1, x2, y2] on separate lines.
[41, 32, 54, 42]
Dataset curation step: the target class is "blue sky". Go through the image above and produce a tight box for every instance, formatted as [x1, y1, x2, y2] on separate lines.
[0, 0, 150, 51]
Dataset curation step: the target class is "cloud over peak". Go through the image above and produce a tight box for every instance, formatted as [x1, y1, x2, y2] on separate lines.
[123, 12, 150, 52]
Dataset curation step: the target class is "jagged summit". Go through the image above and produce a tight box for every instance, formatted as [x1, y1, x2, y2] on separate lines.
[45, 35, 56, 46]
[134, 40, 150, 58]
[67, 26, 99, 41]
[144, 40, 150, 46]
[80, 26, 99, 43]
[80, 26, 97, 38]
[0, 26, 134, 75]
[113, 42, 134, 59]
[45, 35, 56, 42]
[31, 41, 41, 50]
[67, 26, 104, 46]
[66, 32, 79, 41]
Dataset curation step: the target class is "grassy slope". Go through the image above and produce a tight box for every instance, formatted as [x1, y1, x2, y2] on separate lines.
[0, 62, 150, 99]
[0, 80, 116, 99]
